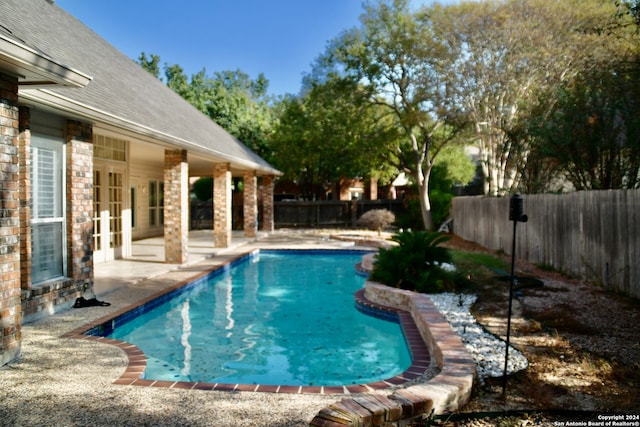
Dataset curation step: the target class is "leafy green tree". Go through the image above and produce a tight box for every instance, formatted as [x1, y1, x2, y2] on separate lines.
[516, 0, 640, 191]
[430, 144, 476, 192]
[161, 64, 201, 103]
[314, 0, 464, 229]
[432, 0, 620, 196]
[270, 77, 398, 199]
[429, 144, 476, 226]
[135, 54, 275, 160]
[528, 67, 640, 190]
[136, 52, 161, 79]
[204, 70, 274, 158]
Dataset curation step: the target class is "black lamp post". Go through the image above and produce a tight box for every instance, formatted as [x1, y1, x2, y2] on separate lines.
[503, 193, 528, 398]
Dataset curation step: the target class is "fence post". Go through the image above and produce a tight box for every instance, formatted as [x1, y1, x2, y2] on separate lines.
[351, 199, 358, 227]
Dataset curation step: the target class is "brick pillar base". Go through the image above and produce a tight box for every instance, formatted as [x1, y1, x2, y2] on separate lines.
[243, 171, 257, 238]
[0, 72, 21, 366]
[260, 175, 274, 232]
[164, 150, 189, 264]
[213, 163, 231, 247]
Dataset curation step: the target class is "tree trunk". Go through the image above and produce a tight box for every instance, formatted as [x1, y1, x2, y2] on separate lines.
[413, 168, 434, 231]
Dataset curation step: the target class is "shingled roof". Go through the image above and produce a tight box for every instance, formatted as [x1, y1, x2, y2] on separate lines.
[0, 0, 279, 175]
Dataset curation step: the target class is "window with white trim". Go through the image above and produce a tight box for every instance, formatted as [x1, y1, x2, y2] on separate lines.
[93, 134, 127, 161]
[31, 135, 65, 283]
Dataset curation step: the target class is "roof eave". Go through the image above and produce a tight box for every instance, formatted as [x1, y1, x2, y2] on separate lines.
[0, 34, 92, 88]
[20, 88, 282, 176]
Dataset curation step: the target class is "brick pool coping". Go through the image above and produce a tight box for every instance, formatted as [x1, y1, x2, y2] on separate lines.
[309, 281, 476, 426]
[60, 249, 439, 396]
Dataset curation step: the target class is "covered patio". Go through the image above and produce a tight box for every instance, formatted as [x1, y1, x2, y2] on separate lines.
[93, 230, 266, 296]
[93, 229, 357, 298]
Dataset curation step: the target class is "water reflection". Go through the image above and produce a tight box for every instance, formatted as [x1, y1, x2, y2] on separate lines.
[180, 300, 191, 376]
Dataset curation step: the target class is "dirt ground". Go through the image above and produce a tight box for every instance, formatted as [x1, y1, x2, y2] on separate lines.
[431, 234, 640, 426]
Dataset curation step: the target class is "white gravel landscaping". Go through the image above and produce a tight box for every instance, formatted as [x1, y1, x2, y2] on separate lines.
[428, 292, 529, 380]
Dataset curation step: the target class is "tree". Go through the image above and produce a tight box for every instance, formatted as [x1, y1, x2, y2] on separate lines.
[135, 54, 275, 159]
[163, 65, 270, 151]
[316, 0, 463, 229]
[432, 0, 619, 195]
[528, 66, 640, 190]
[270, 77, 397, 199]
[164, 63, 193, 101]
[428, 143, 476, 226]
[515, 0, 640, 191]
[136, 52, 161, 79]
[203, 70, 274, 158]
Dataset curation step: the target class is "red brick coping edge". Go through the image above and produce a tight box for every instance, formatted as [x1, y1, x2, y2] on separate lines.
[309, 281, 476, 426]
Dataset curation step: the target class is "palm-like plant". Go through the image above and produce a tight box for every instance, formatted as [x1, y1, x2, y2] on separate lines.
[370, 230, 453, 293]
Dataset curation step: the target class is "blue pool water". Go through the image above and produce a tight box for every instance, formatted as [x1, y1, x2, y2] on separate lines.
[108, 250, 412, 386]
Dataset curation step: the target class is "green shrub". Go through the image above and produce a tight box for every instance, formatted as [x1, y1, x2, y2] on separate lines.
[193, 176, 213, 201]
[394, 199, 424, 230]
[370, 230, 454, 293]
[429, 188, 453, 229]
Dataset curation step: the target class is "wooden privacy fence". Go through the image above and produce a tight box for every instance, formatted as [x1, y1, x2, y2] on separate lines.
[452, 190, 640, 298]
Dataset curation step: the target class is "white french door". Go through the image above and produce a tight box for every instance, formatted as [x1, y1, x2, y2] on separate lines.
[93, 163, 126, 262]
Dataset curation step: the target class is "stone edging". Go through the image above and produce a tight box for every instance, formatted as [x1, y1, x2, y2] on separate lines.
[309, 281, 475, 426]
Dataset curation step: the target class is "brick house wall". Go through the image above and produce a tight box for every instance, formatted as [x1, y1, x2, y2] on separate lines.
[19, 117, 93, 323]
[18, 107, 31, 290]
[0, 72, 22, 366]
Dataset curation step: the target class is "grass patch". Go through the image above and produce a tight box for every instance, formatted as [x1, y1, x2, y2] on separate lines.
[535, 262, 557, 272]
[451, 250, 509, 294]
[452, 250, 509, 274]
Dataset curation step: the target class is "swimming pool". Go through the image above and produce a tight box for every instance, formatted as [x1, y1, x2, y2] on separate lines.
[105, 250, 412, 387]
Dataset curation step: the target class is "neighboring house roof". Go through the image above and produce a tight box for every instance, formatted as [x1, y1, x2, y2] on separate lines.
[0, 0, 280, 176]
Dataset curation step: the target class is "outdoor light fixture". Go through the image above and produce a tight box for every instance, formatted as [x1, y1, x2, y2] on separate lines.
[503, 193, 528, 398]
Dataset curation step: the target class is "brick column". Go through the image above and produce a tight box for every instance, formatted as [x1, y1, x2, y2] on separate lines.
[164, 149, 188, 264]
[66, 121, 94, 288]
[18, 107, 31, 290]
[213, 162, 232, 247]
[339, 178, 352, 200]
[0, 72, 21, 366]
[243, 170, 258, 238]
[260, 175, 275, 232]
[368, 177, 379, 200]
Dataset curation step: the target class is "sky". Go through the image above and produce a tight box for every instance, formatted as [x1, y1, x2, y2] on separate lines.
[55, 0, 450, 97]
